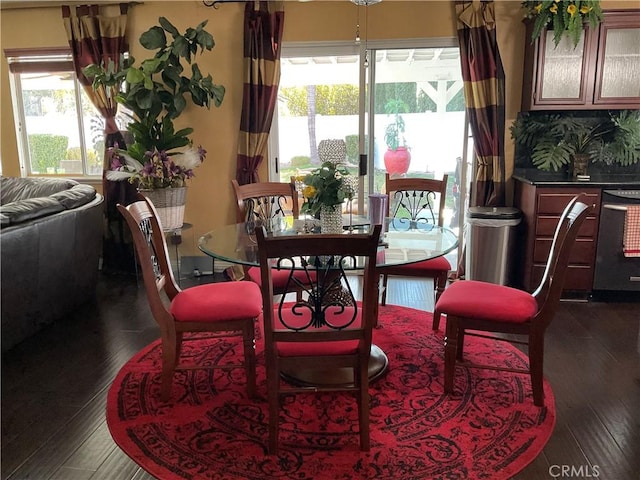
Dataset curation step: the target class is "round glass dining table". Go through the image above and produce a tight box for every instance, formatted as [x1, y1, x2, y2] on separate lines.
[198, 217, 458, 387]
[198, 217, 458, 270]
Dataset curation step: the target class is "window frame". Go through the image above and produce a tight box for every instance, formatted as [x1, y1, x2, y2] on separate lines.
[5, 47, 103, 180]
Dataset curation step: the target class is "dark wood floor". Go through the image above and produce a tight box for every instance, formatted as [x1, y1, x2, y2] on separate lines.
[2, 272, 639, 480]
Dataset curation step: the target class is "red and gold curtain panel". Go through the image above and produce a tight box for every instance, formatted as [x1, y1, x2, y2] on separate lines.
[456, 0, 506, 207]
[236, 1, 285, 185]
[63, 4, 134, 274]
[62, 3, 129, 147]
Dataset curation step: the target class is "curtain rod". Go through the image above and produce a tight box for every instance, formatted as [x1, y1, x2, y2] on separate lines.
[203, 0, 250, 9]
[0, 1, 141, 10]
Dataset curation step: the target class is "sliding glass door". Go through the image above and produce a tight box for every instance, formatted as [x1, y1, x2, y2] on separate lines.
[367, 42, 466, 211]
[269, 40, 470, 257]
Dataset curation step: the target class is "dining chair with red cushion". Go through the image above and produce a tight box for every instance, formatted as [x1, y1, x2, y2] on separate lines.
[378, 174, 450, 309]
[433, 194, 592, 406]
[231, 179, 299, 224]
[118, 195, 262, 402]
[232, 179, 312, 296]
[255, 224, 382, 454]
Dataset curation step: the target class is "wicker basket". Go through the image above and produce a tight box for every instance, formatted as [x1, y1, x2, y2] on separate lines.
[139, 187, 187, 231]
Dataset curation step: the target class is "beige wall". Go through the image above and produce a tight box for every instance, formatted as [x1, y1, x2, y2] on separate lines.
[1, 1, 633, 255]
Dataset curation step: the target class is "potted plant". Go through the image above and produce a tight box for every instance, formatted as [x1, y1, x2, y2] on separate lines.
[383, 99, 411, 176]
[522, 0, 604, 48]
[83, 17, 225, 229]
[510, 110, 640, 177]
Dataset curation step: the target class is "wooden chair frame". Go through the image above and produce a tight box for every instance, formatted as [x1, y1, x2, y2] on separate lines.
[118, 195, 259, 401]
[232, 179, 308, 296]
[256, 225, 382, 454]
[378, 174, 450, 306]
[231, 179, 299, 224]
[434, 194, 592, 406]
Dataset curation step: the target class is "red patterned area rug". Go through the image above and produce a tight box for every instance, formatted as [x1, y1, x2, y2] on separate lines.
[107, 305, 555, 480]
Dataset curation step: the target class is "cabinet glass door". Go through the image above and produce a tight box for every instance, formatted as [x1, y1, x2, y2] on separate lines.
[595, 25, 640, 104]
[537, 29, 592, 104]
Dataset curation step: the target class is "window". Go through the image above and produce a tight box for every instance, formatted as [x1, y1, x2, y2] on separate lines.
[271, 43, 361, 182]
[6, 48, 124, 178]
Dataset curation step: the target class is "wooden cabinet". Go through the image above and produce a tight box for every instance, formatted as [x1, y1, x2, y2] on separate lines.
[521, 10, 640, 111]
[514, 182, 601, 296]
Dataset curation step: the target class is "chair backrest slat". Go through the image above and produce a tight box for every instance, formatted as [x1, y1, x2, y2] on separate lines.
[117, 196, 180, 328]
[533, 193, 592, 324]
[232, 179, 299, 224]
[385, 174, 448, 227]
[256, 226, 382, 346]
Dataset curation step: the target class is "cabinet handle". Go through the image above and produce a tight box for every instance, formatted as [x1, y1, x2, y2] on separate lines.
[603, 204, 629, 212]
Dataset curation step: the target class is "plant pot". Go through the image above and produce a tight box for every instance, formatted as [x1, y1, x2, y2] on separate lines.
[570, 154, 589, 179]
[384, 147, 411, 175]
[139, 187, 187, 231]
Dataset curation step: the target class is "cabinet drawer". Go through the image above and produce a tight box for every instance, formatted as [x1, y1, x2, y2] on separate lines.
[533, 237, 595, 264]
[536, 215, 598, 237]
[532, 265, 593, 291]
[537, 192, 600, 214]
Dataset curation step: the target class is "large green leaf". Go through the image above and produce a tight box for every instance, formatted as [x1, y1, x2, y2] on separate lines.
[197, 29, 214, 50]
[603, 111, 640, 166]
[191, 64, 203, 82]
[126, 68, 144, 84]
[174, 127, 194, 138]
[159, 17, 179, 37]
[136, 89, 153, 110]
[531, 142, 573, 171]
[173, 94, 187, 114]
[173, 36, 190, 61]
[141, 58, 162, 75]
[140, 26, 167, 51]
[161, 68, 181, 91]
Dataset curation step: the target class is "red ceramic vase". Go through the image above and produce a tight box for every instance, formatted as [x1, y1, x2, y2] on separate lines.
[384, 147, 411, 175]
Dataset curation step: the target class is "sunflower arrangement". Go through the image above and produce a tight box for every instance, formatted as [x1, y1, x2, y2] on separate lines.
[522, 0, 603, 48]
[297, 162, 355, 217]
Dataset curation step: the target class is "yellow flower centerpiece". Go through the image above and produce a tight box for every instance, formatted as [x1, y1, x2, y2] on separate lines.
[297, 161, 355, 233]
[299, 162, 353, 217]
[522, 0, 603, 48]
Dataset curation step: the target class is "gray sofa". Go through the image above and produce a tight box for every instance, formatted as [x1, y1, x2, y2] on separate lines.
[1, 176, 104, 353]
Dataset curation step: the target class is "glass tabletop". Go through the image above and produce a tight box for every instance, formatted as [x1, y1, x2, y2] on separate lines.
[198, 217, 458, 269]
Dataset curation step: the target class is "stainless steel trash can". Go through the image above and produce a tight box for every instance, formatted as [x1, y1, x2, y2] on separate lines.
[465, 206, 522, 285]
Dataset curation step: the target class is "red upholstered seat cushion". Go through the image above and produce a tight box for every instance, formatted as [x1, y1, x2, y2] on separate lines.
[435, 280, 538, 324]
[170, 281, 262, 323]
[273, 306, 362, 356]
[248, 266, 316, 288]
[380, 255, 451, 274]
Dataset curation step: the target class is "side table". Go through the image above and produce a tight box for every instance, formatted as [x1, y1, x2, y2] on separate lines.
[164, 223, 192, 286]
